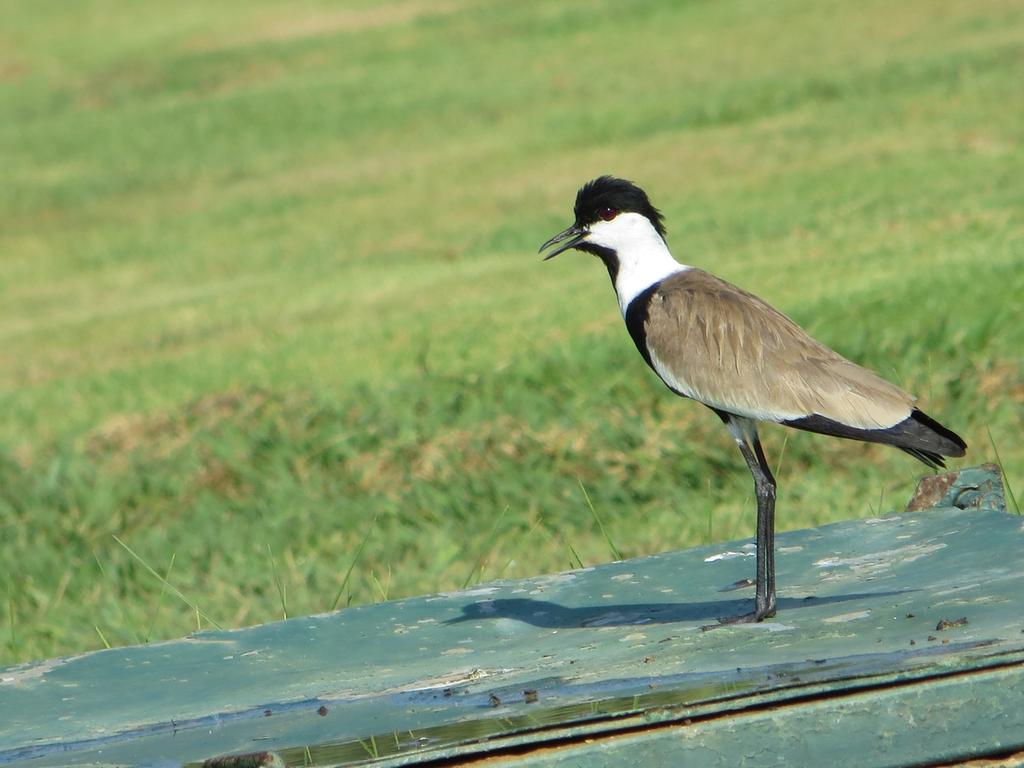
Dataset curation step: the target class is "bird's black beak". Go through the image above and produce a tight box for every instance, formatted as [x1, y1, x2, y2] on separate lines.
[539, 224, 587, 261]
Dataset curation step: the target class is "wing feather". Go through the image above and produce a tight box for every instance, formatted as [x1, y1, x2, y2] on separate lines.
[642, 269, 913, 428]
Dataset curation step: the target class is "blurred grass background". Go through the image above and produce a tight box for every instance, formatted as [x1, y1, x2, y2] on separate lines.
[2, 0, 1022, 665]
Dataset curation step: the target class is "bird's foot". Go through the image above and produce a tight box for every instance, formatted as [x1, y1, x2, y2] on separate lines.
[700, 604, 775, 632]
[718, 607, 775, 625]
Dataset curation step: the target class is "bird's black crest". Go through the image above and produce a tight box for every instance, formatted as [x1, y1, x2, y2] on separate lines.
[574, 176, 666, 237]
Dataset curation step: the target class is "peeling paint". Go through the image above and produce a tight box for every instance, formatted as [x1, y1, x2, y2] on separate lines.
[823, 611, 872, 624]
[814, 542, 946, 575]
[932, 583, 982, 597]
[0, 657, 68, 687]
[704, 551, 754, 562]
[738, 622, 795, 632]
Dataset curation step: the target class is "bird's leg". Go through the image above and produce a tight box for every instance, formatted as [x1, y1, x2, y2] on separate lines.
[716, 426, 777, 625]
[751, 435, 777, 617]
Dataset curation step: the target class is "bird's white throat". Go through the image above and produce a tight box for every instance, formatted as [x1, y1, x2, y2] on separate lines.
[585, 212, 689, 316]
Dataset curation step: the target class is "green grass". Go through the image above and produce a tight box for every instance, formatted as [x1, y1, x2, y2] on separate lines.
[2, 0, 1022, 665]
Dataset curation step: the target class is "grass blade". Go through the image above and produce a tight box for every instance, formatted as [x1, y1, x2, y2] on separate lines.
[988, 428, 1020, 514]
[371, 565, 391, 602]
[92, 550, 140, 645]
[463, 505, 509, 588]
[144, 553, 176, 644]
[6, 596, 16, 658]
[94, 625, 111, 649]
[267, 543, 288, 620]
[566, 540, 585, 570]
[705, 479, 713, 544]
[330, 514, 378, 611]
[113, 535, 222, 630]
[579, 480, 622, 561]
[773, 433, 789, 479]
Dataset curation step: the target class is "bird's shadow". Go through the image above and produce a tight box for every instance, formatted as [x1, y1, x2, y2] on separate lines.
[445, 592, 908, 629]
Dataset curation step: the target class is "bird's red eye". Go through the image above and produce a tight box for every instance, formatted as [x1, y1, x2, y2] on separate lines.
[598, 207, 618, 221]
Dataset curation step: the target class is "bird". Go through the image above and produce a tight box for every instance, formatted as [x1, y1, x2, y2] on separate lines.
[539, 175, 966, 624]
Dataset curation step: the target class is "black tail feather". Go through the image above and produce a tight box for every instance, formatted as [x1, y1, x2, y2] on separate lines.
[783, 408, 966, 469]
[899, 446, 946, 470]
[906, 408, 967, 457]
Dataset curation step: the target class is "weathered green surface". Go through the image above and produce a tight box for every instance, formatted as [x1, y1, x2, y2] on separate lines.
[503, 662, 1024, 767]
[2, 465, 1021, 767]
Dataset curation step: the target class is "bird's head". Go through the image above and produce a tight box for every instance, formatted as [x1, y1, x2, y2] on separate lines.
[538, 176, 666, 262]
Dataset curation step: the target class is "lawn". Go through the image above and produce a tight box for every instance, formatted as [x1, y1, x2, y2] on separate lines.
[2, 0, 1022, 665]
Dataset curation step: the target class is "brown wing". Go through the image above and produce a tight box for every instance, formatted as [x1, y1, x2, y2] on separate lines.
[642, 269, 914, 428]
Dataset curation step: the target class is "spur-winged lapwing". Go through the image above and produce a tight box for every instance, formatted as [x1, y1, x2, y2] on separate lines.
[540, 176, 966, 624]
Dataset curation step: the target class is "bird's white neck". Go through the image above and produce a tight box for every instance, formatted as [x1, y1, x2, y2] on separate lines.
[586, 213, 688, 315]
